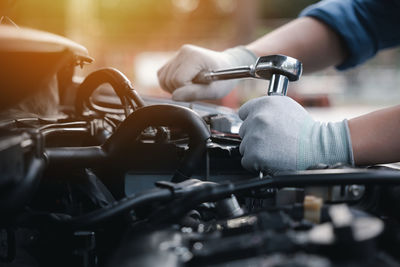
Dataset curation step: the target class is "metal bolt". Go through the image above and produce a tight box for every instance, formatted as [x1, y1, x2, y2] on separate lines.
[348, 185, 361, 198]
[193, 242, 203, 250]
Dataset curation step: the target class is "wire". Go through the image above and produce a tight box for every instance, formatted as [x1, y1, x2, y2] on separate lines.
[48, 188, 173, 228]
[29, 169, 400, 229]
[143, 169, 400, 225]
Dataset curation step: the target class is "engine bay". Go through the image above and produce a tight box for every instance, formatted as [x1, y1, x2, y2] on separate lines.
[2, 25, 400, 267]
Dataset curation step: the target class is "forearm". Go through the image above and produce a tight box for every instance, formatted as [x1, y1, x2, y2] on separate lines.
[246, 17, 347, 73]
[348, 106, 400, 166]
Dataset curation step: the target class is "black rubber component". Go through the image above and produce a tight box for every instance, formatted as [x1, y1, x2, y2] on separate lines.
[146, 169, 400, 225]
[46, 104, 211, 181]
[75, 68, 145, 116]
[40, 169, 400, 228]
[44, 146, 107, 166]
[45, 179, 210, 228]
[53, 188, 173, 228]
[104, 104, 210, 182]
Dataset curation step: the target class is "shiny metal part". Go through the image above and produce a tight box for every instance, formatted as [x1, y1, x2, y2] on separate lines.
[193, 66, 252, 84]
[253, 55, 302, 81]
[40, 127, 89, 137]
[268, 74, 289, 96]
[347, 184, 363, 198]
[192, 54, 302, 96]
[216, 195, 244, 218]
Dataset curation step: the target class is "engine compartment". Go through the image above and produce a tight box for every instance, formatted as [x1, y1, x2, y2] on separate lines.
[2, 25, 400, 267]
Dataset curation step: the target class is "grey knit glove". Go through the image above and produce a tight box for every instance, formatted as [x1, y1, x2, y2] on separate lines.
[238, 96, 354, 172]
[157, 44, 257, 101]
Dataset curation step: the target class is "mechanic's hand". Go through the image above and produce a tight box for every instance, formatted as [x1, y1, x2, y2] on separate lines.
[238, 96, 354, 172]
[157, 45, 256, 101]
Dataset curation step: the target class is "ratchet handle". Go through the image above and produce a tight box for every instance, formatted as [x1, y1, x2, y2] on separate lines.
[193, 73, 289, 96]
[193, 70, 289, 96]
[192, 71, 214, 84]
[192, 66, 253, 85]
[192, 61, 293, 96]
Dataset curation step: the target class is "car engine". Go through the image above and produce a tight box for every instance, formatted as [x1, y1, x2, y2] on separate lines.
[2, 25, 400, 267]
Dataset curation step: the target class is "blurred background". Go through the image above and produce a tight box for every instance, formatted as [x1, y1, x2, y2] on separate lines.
[2, 0, 400, 121]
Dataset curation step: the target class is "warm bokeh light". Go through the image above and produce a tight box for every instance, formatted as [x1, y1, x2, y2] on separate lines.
[1, 0, 400, 117]
[172, 0, 199, 13]
[215, 0, 237, 14]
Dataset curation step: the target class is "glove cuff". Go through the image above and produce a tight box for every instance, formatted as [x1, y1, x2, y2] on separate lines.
[297, 118, 355, 170]
[343, 119, 355, 166]
[223, 46, 258, 66]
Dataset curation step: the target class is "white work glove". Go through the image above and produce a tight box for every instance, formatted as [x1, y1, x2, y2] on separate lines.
[157, 44, 257, 101]
[238, 96, 354, 173]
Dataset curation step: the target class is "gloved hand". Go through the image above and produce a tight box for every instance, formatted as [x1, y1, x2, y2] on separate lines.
[157, 44, 257, 101]
[238, 96, 354, 172]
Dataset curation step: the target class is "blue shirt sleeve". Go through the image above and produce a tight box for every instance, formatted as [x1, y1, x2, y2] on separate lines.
[300, 0, 400, 70]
